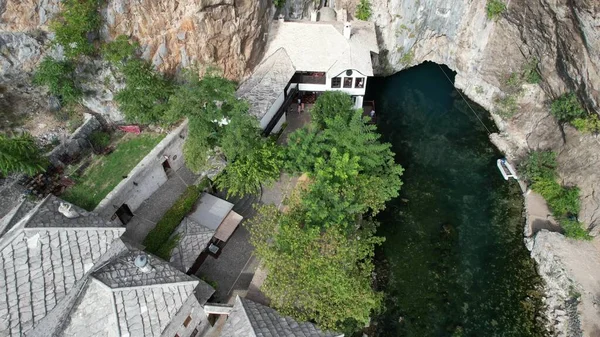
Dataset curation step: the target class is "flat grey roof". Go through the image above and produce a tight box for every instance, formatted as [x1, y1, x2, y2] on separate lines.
[188, 193, 234, 230]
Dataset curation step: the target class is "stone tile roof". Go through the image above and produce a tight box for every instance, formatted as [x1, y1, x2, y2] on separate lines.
[237, 48, 296, 120]
[0, 196, 125, 336]
[221, 296, 343, 337]
[264, 20, 378, 78]
[0, 177, 25, 220]
[92, 248, 198, 288]
[169, 217, 215, 273]
[0, 195, 214, 337]
[0, 199, 35, 237]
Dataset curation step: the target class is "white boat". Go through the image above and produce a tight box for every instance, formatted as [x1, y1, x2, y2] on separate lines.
[497, 158, 518, 181]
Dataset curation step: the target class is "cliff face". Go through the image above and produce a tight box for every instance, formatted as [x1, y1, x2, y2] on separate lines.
[0, 0, 271, 122]
[354, 0, 600, 335]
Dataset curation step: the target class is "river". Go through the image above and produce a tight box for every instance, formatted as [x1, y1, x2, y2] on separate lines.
[368, 62, 547, 337]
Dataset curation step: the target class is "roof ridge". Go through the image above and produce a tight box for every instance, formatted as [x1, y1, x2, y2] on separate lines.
[105, 279, 200, 292]
[237, 296, 259, 337]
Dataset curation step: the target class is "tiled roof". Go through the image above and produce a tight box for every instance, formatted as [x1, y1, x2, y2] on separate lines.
[221, 296, 343, 337]
[92, 248, 198, 288]
[0, 195, 214, 337]
[0, 196, 124, 336]
[264, 20, 378, 77]
[237, 48, 296, 120]
[0, 199, 35, 237]
[169, 217, 215, 273]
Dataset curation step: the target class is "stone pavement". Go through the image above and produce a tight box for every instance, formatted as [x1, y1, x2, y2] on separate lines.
[123, 166, 198, 244]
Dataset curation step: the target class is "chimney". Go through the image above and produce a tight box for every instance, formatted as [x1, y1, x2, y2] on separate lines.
[310, 11, 318, 22]
[344, 22, 351, 39]
[58, 202, 79, 218]
[134, 253, 154, 273]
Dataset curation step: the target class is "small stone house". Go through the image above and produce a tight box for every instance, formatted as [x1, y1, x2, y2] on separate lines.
[0, 195, 214, 337]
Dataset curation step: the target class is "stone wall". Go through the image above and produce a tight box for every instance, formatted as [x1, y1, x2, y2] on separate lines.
[47, 113, 102, 168]
[94, 122, 188, 219]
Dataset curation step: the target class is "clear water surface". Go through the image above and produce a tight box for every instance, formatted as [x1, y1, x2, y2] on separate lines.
[367, 62, 547, 337]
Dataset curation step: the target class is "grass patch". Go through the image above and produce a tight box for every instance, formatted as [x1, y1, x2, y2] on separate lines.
[495, 94, 519, 118]
[144, 183, 206, 258]
[520, 150, 591, 240]
[61, 133, 163, 210]
[572, 114, 600, 134]
[486, 0, 506, 20]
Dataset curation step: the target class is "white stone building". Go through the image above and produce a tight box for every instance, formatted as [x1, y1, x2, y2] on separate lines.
[236, 14, 379, 135]
[0, 195, 215, 337]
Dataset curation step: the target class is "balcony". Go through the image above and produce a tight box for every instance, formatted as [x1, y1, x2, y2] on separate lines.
[291, 72, 326, 85]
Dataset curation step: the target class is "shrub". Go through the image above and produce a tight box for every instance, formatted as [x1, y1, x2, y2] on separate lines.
[143, 184, 203, 255]
[558, 218, 592, 240]
[102, 35, 139, 64]
[523, 58, 542, 84]
[547, 186, 580, 216]
[520, 150, 557, 183]
[572, 114, 600, 134]
[273, 0, 286, 9]
[50, 0, 101, 58]
[355, 0, 372, 21]
[486, 0, 506, 20]
[495, 94, 519, 118]
[89, 131, 110, 150]
[34, 57, 81, 106]
[115, 59, 173, 124]
[551, 92, 586, 123]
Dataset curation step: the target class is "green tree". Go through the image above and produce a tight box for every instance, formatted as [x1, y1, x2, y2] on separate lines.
[551, 92, 586, 123]
[486, 0, 506, 20]
[0, 133, 47, 176]
[355, 0, 372, 21]
[216, 140, 282, 197]
[248, 204, 384, 333]
[115, 59, 173, 124]
[102, 35, 139, 64]
[34, 57, 81, 105]
[50, 0, 101, 58]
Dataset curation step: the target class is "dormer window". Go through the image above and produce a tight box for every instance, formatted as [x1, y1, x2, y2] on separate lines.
[343, 77, 353, 88]
[355, 77, 365, 88]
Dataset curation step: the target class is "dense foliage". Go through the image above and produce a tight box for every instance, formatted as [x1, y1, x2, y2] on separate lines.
[144, 184, 203, 258]
[49, 0, 101, 58]
[520, 150, 590, 240]
[0, 133, 47, 176]
[249, 204, 384, 333]
[89, 130, 111, 150]
[247, 92, 403, 333]
[572, 114, 600, 134]
[102, 35, 139, 64]
[355, 0, 372, 20]
[115, 59, 173, 124]
[550, 92, 586, 123]
[216, 141, 282, 197]
[34, 57, 81, 105]
[486, 0, 506, 20]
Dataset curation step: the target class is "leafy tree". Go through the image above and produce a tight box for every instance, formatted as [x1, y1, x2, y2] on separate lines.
[102, 35, 139, 64]
[486, 0, 506, 20]
[50, 0, 101, 58]
[216, 140, 282, 197]
[0, 133, 47, 176]
[355, 0, 372, 21]
[115, 59, 173, 124]
[248, 204, 384, 333]
[34, 57, 81, 105]
[551, 92, 586, 123]
[309, 91, 355, 129]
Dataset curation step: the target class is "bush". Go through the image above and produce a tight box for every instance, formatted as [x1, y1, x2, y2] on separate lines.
[355, 0, 372, 21]
[572, 114, 600, 134]
[551, 92, 586, 123]
[143, 184, 203, 256]
[547, 186, 580, 216]
[102, 35, 139, 64]
[273, 0, 286, 9]
[89, 131, 110, 150]
[523, 58, 542, 84]
[486, 0, 506, 20]
[520, 150, 556, 183]
[115, 59, 173, 124]
[558, 218, 592, 240]
[34, 57, 81, 105]
[49, 0, 101, 58]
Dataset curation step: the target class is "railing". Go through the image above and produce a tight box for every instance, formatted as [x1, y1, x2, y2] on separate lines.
[291, 73, 326, 85]
[263, 86, 299, 136]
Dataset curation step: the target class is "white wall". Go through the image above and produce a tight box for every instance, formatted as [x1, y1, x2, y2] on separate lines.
[292, 69, 368, 97]
[259, 90, 285, 130]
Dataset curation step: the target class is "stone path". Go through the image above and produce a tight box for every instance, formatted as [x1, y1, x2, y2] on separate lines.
[123, 166, 198, 244]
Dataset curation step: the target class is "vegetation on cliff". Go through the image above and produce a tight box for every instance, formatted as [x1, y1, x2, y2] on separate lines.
[551, 92, 600, 134]
[356, 0, 372, 21]
[50, 0, 101, 58]
[249, 92, 403, 333]
[520, 150, 590, 240]
[0, 133, 48, 176]
[486, 0, 507, 20]
[34, 57, 81, 106]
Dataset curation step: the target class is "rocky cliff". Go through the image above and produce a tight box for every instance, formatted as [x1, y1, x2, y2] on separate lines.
[0, 0, 271, 122]
[342, 0, 600, 335]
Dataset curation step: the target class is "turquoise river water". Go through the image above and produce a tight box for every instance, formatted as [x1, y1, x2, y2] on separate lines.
[367, 63, 547, 337]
